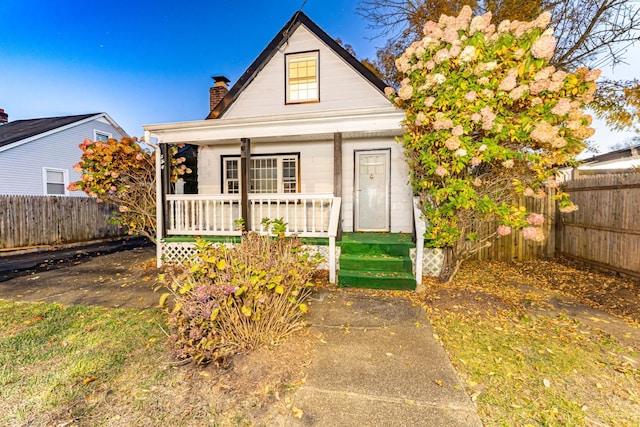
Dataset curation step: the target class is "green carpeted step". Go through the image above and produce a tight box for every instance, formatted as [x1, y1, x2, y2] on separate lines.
[337, 270, 416, 290]
[339, 253, 412, 273]
[337, 233, 416, 290]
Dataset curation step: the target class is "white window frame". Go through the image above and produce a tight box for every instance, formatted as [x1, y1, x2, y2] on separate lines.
[285, 51, 319, 104]
[222, 154, 299, 194]
[94, 130, 111, 142]
[42, 167, 69, 196]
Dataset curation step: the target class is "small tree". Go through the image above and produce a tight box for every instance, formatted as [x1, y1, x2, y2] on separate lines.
[386, 7, 599, 282]
[68, 137, 189, 242]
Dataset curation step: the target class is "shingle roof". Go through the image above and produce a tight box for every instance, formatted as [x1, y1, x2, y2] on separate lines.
[206, 11, 388, 119]
[0, 113, 100, 148]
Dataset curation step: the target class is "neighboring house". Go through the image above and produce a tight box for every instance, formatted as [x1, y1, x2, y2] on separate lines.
[0, 112, 128, 196]
[576, 144, 640, 176]
[145, 12, 424, 286]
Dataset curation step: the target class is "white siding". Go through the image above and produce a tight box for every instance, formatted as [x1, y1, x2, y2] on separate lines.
[222, 25, 391, 119]
[341, 138, 413, 233]
[198, 140, 333, 195]
[0, 119, 126, 196]
[197, 136, 413, 233]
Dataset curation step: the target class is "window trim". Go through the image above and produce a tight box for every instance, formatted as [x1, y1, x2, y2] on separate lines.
[94, 130, 112, 142]
[221, 153, 300, 194]
[42, 167, 69, 196]
[285, 50, 320, 104]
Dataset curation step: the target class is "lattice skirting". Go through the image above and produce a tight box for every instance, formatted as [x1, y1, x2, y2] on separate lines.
[409, 248, 444, 277]
[161, 241, 340, 270]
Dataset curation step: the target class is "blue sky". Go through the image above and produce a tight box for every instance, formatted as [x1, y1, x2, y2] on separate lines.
[0, 0, 637, 152]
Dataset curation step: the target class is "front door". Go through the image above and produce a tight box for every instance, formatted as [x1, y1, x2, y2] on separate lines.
[354, 149, 390, 231]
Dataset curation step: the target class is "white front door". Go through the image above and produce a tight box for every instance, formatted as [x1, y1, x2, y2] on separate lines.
[354, 149, 390, 231]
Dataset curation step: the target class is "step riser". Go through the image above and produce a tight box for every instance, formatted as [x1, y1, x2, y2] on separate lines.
[339, 242, 412, 257]
[337, 275, 416, 290]
[340, 258, 412, 273]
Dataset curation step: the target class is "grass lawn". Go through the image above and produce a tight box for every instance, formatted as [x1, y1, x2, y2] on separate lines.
[0, 301, 310, 426]
[1, 258, 639, 426]
[420, 260, 640, 426]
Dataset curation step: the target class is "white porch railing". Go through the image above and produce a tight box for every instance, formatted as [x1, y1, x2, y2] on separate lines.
[166, 193, 336, 236]
[165, 193, 342, 282]
[166, 194, 243, 236]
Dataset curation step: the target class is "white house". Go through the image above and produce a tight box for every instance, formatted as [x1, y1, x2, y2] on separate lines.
[0, 111, 128, 196]
[144, 12, 426, 288]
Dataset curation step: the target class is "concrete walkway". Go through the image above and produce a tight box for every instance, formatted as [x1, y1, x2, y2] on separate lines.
[0, 247, 482, 425]
[288, 290, 482, 426]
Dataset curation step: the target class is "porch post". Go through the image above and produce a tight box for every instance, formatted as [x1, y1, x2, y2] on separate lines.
[149, 130, 163, 268]
[240, 138, 251, 231]
[333, 132, 342, 240]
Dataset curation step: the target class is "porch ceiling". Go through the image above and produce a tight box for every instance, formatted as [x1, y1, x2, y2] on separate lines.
[143, 107, 405, 145]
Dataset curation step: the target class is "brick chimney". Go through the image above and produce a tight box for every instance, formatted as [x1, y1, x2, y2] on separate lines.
[209, 76, 230, 111]
[0, 109, 8, 125]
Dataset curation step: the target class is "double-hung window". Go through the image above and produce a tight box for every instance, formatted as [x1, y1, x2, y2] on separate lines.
[222, 154, 299, 194]
[286, 51, 319, 104]
[43, 168, 68, 195]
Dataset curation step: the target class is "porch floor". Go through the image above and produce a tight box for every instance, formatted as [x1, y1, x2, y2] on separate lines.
[337, 233, 416, 290]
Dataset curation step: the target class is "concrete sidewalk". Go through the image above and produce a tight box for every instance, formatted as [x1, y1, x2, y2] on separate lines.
[288, 290, 482, 426]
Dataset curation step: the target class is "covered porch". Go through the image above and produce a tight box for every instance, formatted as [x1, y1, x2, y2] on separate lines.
[144, 107, 421, 284]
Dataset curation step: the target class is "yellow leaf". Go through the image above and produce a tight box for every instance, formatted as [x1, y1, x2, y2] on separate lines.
[216, 259, 226, 270]
[292, 407, 304, 419]
[299, 303, 308, 314]
[83, 376, 97, 385]
[275, 285, 284, 295]
[158, 292, 171, 308]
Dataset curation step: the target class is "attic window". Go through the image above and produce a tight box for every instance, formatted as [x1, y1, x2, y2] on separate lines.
[94, 130, 111, 142]
[286, 51, 319, 104]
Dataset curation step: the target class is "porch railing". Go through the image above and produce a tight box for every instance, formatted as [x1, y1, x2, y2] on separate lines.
[166, 193, 337, 237]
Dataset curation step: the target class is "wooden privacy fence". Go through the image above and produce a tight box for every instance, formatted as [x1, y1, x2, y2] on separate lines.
[557, 173, 640, 278]
[0, 195, 124, 249]
[471, 189, 557, 261]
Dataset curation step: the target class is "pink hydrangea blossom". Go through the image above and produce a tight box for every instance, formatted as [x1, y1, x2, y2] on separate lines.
[526, 213, 544, 226]
[384, 87, 395, 98]
[471, 157, 482, 166]
[424, 96, 436, 107]
[455, 148, 467, 157]
[445, 136, 461, 150]
[498, 69, 518, 92]
[464, 91, 477, 102]
[531, 35, 556, 60]
[502, 159, 514, 168]
[435, 166, 448, 177]
[523, 187, 535, 197]
[497, 225, 512, 236]
[398, 84, 413, 100]
[119, 205, 129, 213]
[522, 226, 545, 242]
[551, 98, 571, 116]
[478, 144, 487, 152]
[459, 46, 476, 63]
[452, 125, 464, 136]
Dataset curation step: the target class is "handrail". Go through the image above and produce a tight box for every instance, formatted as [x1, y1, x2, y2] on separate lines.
[413, 196, 426, 285]
[327, 197, 341, 284]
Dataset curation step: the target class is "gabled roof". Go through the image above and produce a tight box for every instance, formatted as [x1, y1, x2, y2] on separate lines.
[0, 113, 128, 152]
[206, 11, 388, 120]
[580, 144, 640, 165]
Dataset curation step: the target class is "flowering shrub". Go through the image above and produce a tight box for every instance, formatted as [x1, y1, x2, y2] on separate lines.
[161, 232, 321, 365]
[68, 137, 189, 241]
[386, 7, 598, 281]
